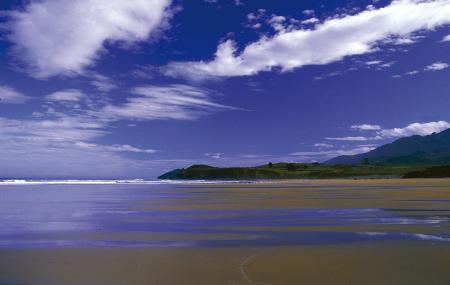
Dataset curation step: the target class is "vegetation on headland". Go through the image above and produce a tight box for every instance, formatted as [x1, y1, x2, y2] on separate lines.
[403, 165, 450, 178]
[158, 163, 427, 180]
[159, 128, 450, 180]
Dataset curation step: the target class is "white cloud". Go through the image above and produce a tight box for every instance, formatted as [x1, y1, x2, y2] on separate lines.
[379, 61, 395, 68]
[268, 15, 287, 31]
[7, 0, 173, 78]
[0, 85, 30, 103]
[379, 121, 450, 138]
[365, 60, 383, 65]
[424, 62, 449, 71]
[165, 0, 450, 80]
[205, 152, 224, 159]
[441, 34, 450, 42]
[89, 73, 118, 92]
[301, 18, 319, 25]
[0, 114, 160, 178]
[405, 70, 419, 75]
[351, 124, 382, 131]
[290, 146, 375, 158]
[75, 142, 156, 154]
[302, 9, 315, 16]
[314, 143, 334, 148]
[397, 62, 448, 77]
[45, 89, 86, 101]
[326, 136, 374, 141]
[0, 116, 106, 142]
[101, 84, 237, 121]
[329, 121, 450, 142]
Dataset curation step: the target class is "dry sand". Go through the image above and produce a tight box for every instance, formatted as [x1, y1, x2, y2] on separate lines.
[1, 241, 449, 285]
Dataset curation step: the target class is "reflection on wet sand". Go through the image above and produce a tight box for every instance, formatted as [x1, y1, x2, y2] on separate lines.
[0, 179, 449, 284]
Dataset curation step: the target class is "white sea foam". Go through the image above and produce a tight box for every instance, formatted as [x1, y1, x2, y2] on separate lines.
[358, 232, 450, 243]
[358, 232, 388, 237]
[412, 234, 450, 242]
[0, 179, 256, 185]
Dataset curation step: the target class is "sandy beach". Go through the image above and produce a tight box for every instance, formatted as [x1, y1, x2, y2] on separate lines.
[1, 241, 449, 285]
[0, 179, 449, 284]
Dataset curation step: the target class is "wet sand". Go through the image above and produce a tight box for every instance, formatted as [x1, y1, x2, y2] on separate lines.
[0, 179, 449, 284]
[1, 242, 449, 285]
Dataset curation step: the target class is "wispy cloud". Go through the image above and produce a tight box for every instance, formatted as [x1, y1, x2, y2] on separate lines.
[351, 124, 382, 131]
[89, 73, 118, 92]
[326, 136, 376, 142]
[5, 0, 173, 78]
[290, 146, 376, 159]
[0, 80, 244, 178]
[204, 152, 224, 159]
[314, 143, 334, 148]
[45, 89, 86, 102]
[394, 61, 448, 78]
[0, 85, 31, 104]
[164, 0, 450, 80]
[101, 84, 238, 121]
[75, 142, 156, 154]
[424, 62, 449, 71]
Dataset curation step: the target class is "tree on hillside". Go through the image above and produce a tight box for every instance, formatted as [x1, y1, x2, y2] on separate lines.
[286, 163, 297, 171]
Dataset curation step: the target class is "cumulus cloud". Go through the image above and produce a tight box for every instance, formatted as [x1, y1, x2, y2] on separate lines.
[164, 0, 450, 80]
[0, 85, 30, 103]
[329, 121, 450, 141]
[379, 121, 450, 138]
[442, 34, 450, 42]
[6, 0, 173, 78]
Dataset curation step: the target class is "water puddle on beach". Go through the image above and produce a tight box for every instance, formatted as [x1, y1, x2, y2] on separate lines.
[0, 179, 449, 284]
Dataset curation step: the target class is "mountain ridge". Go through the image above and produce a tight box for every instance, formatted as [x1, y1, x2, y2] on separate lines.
[325, 128, 450, 165]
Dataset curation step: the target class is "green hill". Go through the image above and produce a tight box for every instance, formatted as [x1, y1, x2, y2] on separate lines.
[159, 129, 450, 180]
[158, 163, 423, 180]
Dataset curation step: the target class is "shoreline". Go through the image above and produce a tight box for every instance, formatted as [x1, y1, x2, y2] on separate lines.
[1, 177, 450, 186]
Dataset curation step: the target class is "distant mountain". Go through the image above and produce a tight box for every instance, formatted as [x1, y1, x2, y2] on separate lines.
[326, 128, 450, 165]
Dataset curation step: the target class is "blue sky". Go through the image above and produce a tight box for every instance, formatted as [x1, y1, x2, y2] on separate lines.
[0, 0, 449, 179]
